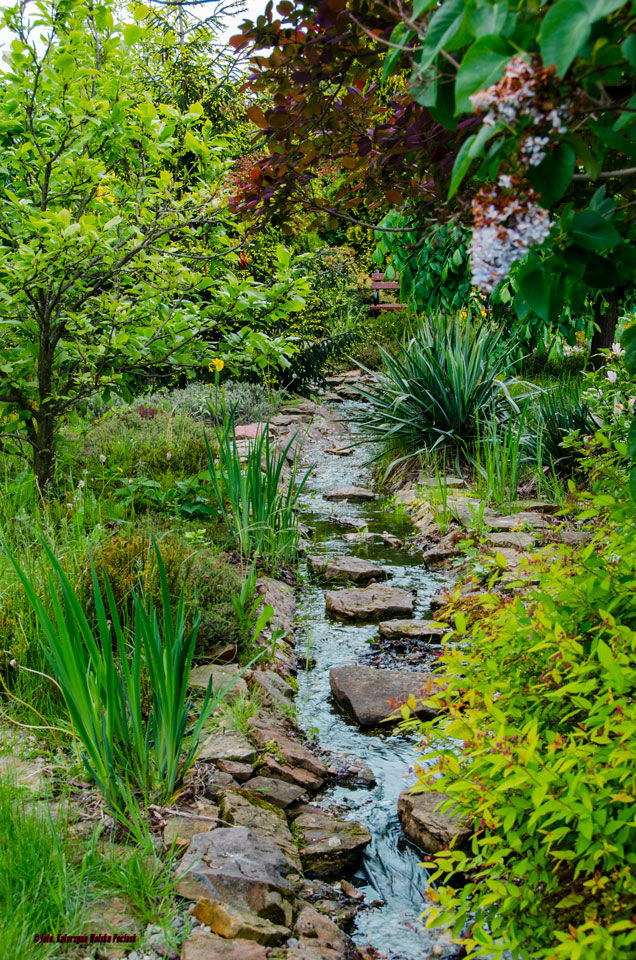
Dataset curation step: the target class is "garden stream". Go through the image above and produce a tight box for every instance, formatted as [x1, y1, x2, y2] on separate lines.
[293, 400, 456, 960]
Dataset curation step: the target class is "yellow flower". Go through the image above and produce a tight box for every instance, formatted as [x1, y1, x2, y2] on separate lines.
[212, 358, 224, 372]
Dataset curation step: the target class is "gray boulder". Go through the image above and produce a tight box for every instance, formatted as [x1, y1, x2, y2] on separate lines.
[397, 789, 471, 853]
[325, 585, 414, 621]
[330, 665, 438, 727]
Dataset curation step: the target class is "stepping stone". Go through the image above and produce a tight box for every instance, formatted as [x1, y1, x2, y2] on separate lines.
[342, 531, 376, 543]
[292, 806, 371, 877]
[175, 826, 294, 923]
[257, 754, 324, 792]
[242, 776, 305, 810]
[397, 789, 471, 853]
[325, 585, 414, 621]
[378, 619, 448, 642]
[323, 486, 376, 502]
[308, 555, 387, 584]
[381, 531, 404, 548]
[329, 665, 439, 726]
[247, 720, 328, 779]
[485, 531, 534, 550]
[331, 516, 368, 530]
[189, 664, 247, 702]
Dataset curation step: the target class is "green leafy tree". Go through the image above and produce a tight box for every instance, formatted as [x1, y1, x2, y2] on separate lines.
[0, 0, 303, 490]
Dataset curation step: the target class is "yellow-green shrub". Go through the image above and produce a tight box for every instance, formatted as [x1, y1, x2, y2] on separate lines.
[405, 508, 636, 959]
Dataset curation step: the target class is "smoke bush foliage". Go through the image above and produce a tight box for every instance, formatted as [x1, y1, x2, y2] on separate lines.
[402, 507, 636, 959]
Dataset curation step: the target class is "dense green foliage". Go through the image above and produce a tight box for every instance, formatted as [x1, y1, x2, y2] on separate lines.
[405, 507, 636, 958]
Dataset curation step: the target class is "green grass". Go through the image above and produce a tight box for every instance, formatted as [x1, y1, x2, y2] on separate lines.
[0, 780, 96, 959]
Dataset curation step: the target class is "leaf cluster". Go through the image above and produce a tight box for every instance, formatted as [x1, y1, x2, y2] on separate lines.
[408, 512, 636, 958]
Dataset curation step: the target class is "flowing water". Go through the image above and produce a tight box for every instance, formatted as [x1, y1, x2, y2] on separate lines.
[293, 402, 456, 959]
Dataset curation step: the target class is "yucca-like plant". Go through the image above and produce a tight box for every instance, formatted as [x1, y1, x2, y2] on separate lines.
[206, 408, 311, 567]
[524, 382, 602, 474]
[356, 314, 528, 475]
[8, 541, 237, 816]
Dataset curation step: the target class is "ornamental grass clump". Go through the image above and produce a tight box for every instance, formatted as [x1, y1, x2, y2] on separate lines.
[206, 407, 311, 568]
[356, 313, 528, 476]
[9, 541, 236, 817]
[523, 381, 602, 475]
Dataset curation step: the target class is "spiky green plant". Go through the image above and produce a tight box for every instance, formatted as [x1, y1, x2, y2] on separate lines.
[206, 408, 311, 567]
[523, 382, 602, 474]
[8, 541, 238, 816]
[356, 314, 530, 476]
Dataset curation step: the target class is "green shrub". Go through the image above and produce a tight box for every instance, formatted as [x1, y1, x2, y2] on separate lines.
[80, 408, 209, 479]
[81, 532, 244, 651]
[357, 314, 528, 475]
[404, 510, 636, 959]
[140, 380, 286, 425]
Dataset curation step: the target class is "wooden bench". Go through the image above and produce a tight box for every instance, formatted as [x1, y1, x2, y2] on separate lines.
[370, 272, 408, 312]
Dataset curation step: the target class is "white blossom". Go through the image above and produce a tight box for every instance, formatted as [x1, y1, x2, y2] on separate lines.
[470, 183, 552, 293]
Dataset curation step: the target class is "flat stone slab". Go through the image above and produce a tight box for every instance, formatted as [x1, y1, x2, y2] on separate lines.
[325, 585, 414, 621]
[182, 928, 267, 960]
[484, 530, 534, 550]
[484, 512, 549, 531]
[378, 619, 448, 642]
[218, 790, 301, 872]
[242, 776, 305, 809]
[247, 721, 328, 780]
[330, 665, 439, 727]
[198, 731, 256, 765]
[332, 516, 368, 530]
[323, 486, 376, 502]
[294, 807, 370, 877]
[175, 826, 293, 924]
[189, 664, 248, 702]
[234, 423, 266, 441]
[193, 898, 289, 945]
[419, 476, 465, 489]
[308, 555, 387, 584]
[398, 789, 471, 853]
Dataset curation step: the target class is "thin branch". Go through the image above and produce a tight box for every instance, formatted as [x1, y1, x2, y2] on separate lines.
[573, 166, 636, 180]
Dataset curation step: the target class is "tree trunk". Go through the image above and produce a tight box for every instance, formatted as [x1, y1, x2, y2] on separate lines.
[33, 408, 56, 492]
[34, 317, 57, 493]
[590, 289, 623, 368]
